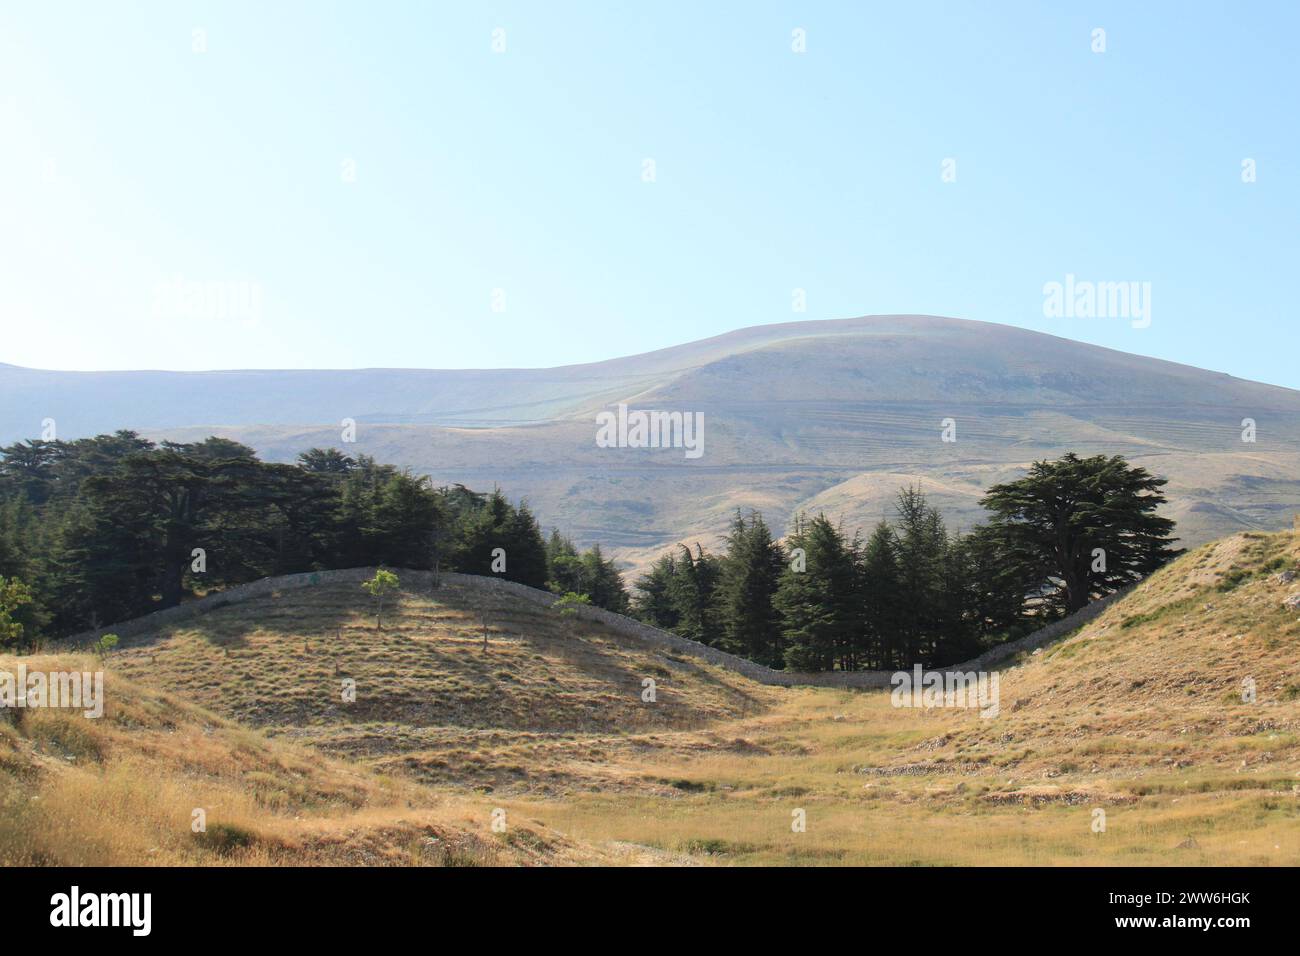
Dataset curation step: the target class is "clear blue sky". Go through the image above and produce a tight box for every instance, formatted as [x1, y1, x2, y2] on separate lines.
[2, 2, 1296, 387]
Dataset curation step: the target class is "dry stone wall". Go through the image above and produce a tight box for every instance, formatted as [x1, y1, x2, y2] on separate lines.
[63, 567, 1133, 690]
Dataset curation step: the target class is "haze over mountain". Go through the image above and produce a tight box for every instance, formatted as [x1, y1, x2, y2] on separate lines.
[6, 315, 1300, 575]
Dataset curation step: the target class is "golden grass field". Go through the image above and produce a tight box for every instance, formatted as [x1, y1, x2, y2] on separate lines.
[3, 530, 1300, 866]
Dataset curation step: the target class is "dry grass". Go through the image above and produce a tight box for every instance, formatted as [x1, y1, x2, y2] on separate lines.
[11, 532, 1300, 865]
[0, 653, 614, 866]
[499, 531, 1300, 864]
[106, 580, 774, 796]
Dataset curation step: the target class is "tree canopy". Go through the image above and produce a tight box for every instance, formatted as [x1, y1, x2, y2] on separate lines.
[979, 453, 1181, 613]
[0, 432, 629, 644]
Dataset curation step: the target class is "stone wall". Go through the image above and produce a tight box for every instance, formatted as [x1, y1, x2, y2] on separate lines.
[63, 567, 1133, 691]
[952, 585, 1136, 672]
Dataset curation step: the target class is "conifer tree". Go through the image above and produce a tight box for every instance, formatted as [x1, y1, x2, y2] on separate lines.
[980, 453, 1180, 614]
[719, 510, 784, 666]
[776, 514, 860, 670]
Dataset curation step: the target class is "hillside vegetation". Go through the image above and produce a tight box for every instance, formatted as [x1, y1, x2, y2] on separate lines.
[0, 653, 621, 865]
[108, 579, 774, 796]
[515, 530, 1300, 864]
[7, 529, 1300, 865]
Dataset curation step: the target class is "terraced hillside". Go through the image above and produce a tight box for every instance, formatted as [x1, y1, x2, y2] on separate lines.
[108, 578, 776, 796]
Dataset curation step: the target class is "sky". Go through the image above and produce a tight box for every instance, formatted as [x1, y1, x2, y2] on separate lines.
[1, 1, 1297, 387]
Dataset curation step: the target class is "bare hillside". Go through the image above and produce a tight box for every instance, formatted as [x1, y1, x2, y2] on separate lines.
[7, 314, 1300, 579]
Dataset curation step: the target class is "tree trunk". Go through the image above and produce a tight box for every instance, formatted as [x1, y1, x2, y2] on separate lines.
[161, 527, 186, 608]
[1063, 563, 1089, 613]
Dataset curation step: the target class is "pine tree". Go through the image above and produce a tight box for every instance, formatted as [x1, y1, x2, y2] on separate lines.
[719, 511, 784, 666]
[633, 551, 680, 630]
[859, 521, 902, 668]
[776, 514, 859, 671]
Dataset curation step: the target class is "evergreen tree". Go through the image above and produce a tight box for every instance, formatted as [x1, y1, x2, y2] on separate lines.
[580, 543, 629, 613]
[632, 551, 679, 630]
[504, 501, 550, 589]
[368, 471, 443, 570]
[545, 530, 585, 594]
[666, 544, 723, 646]
[891, 487, 948, 665]
[776, 514, 859, 671]
[953, 524, 1037, 645]
[450, 487, 514, 575]
[297, 447, 357, 476]
[980, 453, 1181, 614]
[719, 510, 784, 666]
[859, 521, 902, 669]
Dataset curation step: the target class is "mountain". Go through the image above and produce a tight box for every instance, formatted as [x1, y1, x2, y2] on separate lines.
[6, 314, 1300, 575]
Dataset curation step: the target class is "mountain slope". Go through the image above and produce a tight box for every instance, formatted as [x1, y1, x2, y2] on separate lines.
[914, 528, 1300, 780]
[7, 315, 1300, 574]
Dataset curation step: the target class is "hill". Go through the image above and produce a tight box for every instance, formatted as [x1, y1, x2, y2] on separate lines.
[6, 531, 1295, 865]
[510, 529, 1300, 864]
[923, 528, 1300, 782]
[7, 315, 1300, 576]
[104, 576, 775, 797]
[0, 652, 623, 866]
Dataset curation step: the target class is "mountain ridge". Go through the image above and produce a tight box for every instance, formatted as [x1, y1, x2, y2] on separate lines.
[6, 315, 1297, 437]
[6, 314, 1300, 576]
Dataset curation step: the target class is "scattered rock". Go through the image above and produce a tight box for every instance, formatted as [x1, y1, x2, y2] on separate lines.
[1273, 570, 1297, 584]
[1283, 594, 1300, 611]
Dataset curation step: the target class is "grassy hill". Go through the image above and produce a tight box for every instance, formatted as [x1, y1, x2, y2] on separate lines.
[928, 528, 1300, 778]
[7, 530, 1300, 865]
[107, 578, 774, 796]
[514, 530, 1300, 865]
[0, 652, 628, 865]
